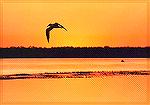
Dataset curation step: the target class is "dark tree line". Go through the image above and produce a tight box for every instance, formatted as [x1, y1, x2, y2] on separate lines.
[0, 46, 150, 58]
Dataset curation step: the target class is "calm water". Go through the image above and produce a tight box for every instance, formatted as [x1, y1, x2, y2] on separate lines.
[0, 58, 150, 75]
[0, 58, 149, 105]
[1, 76, 149, 105]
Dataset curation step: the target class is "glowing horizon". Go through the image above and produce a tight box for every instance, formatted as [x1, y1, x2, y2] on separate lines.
[0, 0, 149, 48]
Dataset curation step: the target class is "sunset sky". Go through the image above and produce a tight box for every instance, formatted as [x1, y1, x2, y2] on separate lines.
[0, 0, 149, 47]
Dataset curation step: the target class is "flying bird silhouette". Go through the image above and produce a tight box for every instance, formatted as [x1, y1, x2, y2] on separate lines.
[46, 23, 67, 43]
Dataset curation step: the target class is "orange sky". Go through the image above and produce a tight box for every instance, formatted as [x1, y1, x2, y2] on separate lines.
[0, 0, 149, 47]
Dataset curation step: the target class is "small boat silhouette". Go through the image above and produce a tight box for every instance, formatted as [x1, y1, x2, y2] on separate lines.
[121, 60, 125, 62]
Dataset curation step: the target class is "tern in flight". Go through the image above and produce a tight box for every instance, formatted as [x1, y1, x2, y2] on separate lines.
[46, 22, 67, 43]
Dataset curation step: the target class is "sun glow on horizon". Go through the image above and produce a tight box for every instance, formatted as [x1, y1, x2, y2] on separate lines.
[0, 1, 149, 47]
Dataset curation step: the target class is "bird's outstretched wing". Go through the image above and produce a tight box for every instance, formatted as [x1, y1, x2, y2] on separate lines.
[57, 23, 67, 31]
[45, 23, 67, 43]
[61, 26, 67, 31]
[46, 28, 50, 43]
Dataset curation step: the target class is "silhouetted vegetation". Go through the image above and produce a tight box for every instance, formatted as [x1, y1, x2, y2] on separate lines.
[0, 70, 150, 80]
[0, 46, 150, 58]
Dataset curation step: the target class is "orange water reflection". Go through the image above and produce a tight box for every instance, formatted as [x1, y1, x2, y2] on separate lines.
[1, 76, 149, 105]
[1, 58, 150, 75]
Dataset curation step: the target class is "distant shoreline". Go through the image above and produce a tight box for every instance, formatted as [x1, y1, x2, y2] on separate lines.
[1, 71, 149, 80]
[1, 47, 150, 58]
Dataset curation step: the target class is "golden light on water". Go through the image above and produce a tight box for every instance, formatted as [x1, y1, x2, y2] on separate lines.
[1, 76, 149, 105]
[0, 58, 150, 105]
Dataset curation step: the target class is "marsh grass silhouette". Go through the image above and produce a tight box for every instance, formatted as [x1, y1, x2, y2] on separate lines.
[0, 70, 150, 80]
